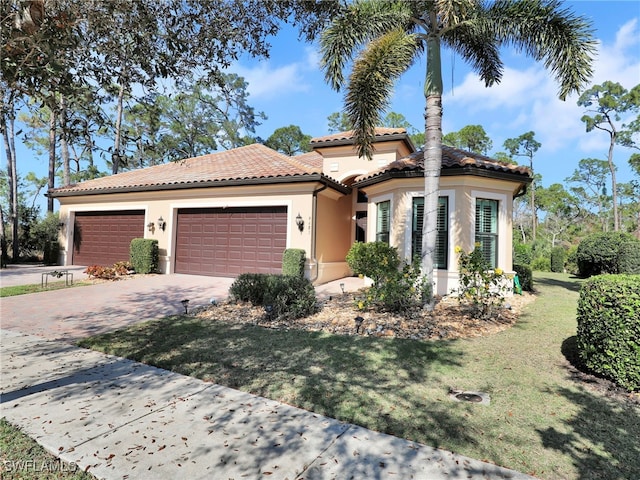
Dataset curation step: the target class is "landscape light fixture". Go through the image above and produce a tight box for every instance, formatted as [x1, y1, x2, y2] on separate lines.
[295, 213, 304, 232]
[340, 283, 345, 294]
[157, 216, 166, 231]
[181, 299, 190, 314]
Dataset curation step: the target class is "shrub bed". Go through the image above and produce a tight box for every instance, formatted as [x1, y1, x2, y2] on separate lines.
[576, 274, 640, 392]
[229, 273, 318, 320]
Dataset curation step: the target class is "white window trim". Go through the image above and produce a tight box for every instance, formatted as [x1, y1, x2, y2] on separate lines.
[471, 190, 508, 268]
[368, 193, 393, 244]
[404, 190, 455, 269]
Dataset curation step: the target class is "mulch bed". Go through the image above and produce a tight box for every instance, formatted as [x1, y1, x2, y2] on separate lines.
[194, 290, 536, 341]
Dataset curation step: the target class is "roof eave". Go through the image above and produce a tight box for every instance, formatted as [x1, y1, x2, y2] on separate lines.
[311, 133, 413, 150]
[47, 173, 351, 198]
[353, 166, 533, 189]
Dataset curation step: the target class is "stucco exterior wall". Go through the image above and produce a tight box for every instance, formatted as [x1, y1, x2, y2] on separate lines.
[360, 175, 520, 296]
[56, 183, 327, 275]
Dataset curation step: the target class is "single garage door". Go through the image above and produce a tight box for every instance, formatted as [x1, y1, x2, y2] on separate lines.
[73, 210, 145, 266]
[175, 207, 287, 276]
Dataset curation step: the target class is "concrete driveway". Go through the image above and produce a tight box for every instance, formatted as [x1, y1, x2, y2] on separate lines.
[0, 264, 364, 342]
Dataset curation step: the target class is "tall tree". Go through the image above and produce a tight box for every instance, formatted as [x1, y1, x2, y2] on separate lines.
[327, 111, 354, 132]
[320, 0, 595, 304]
[443, 125, 493, 154]
[578, 81, 640, 231]
[565, 158, 611, 231]
[265, 125, 312, 156]
[504, 131, 541, 239]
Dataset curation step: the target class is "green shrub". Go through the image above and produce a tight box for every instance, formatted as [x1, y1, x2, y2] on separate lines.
[230, 273, 318, 320]
[531, 256, 551, 272]
[282, 248, 306, 278]
[130, 238, 159, 274]
[618, 240, 640, 274]
[346, 242, 400, 286]
[565, 245, 579, 275]
[513, 242, 533, 265]
[43, 240, 60, 266]
[347, 242, 430, 312]
[576, 275, 640, 391]
[513, 264, 533, 292]
[550, 247, 566, 273]
[575, 232, 639, 277]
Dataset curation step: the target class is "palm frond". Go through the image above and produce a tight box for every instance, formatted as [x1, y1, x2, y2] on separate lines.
[320, 0, 414, 91]
[345, 28, 420, 159]
[486, 0, 596, 100]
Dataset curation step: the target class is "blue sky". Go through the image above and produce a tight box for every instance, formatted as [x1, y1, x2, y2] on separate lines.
[6, 0, 640, 213]
[233, 0, 640, 190]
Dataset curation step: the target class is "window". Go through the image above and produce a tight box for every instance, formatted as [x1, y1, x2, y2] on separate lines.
[376, 200, 390, 243]
[412, 197, 448, 269]
[475, 198, 498, 268]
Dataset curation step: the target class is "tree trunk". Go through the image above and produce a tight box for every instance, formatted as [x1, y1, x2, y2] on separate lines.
[608, 131, 619, 231]
[2, 104, 19, 262]
[48, 107, 57, 212]
[421, 34, 444, 306]
[59, 95, 71, 185]
[112, 81, 125, 174]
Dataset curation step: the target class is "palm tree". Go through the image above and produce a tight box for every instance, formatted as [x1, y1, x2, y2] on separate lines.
[320, 0, 596, 304]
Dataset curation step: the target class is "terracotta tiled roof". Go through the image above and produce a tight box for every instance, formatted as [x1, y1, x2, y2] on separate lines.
[354, 145, 532, 184]
[49, 144, 331, 196]
[310, 127, 408, 145]
[291, 151, 323, 170]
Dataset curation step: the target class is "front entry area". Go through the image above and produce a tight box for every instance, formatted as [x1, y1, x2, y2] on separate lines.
[174, 207, 287, 276]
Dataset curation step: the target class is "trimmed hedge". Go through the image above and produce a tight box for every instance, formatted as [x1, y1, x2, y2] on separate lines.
[43, 240, 60, 266]
[576, 275, 640, 392]
[130, 238, 158, 274]
[618, 240, 640, 274]
[513, 264, 533, 292]
[575, 232, 640, 277]
[229, 273, 318, 320]
[550, 247, 566, 273]
[282, 248, 306, 278]
[346, 241, 400, 286]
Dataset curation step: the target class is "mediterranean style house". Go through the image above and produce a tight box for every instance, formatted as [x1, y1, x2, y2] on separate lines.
[48, 128, 531, 296]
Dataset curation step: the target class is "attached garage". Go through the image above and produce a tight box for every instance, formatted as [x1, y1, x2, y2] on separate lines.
[175, 207, 287, 276]
[72, 210, 145, 266]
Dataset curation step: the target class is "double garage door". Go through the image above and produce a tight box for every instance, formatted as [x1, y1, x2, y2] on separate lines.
[175, 207, 287, 276]
[72, 207, 287, 276]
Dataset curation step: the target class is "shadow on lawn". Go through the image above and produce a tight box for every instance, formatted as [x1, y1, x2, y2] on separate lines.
[80, 316, 513, 466]
[536, 336, 640, 480]
[533, 274, 585, 293]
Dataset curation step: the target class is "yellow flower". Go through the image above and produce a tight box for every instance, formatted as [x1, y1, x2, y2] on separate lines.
[454, 245, 463, 254]
[358, 273, 364, 279]
[475, 242, 481, 248]
[358, 301, 364, 309]
[495, 268, 503, 276]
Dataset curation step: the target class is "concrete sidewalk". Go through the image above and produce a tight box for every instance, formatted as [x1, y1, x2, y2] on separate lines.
[1, 330, 535, 480]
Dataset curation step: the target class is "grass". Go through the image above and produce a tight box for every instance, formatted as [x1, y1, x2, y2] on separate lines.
[76, 272, 640, 480]
[0, 419, 93, 480]
[0, 281, 91, 298]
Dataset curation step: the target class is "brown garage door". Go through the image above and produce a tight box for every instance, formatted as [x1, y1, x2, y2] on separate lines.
[175, 207, 287, 276]
[73, 211, 145, 266]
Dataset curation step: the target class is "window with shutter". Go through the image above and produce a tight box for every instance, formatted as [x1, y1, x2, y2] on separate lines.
[376, 201, 390, 244]
[412, 197, 448, 269]
[475, 199, 498, 268]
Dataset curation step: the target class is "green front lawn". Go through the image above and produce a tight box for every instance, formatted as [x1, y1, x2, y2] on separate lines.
[0, 282, 91, 298]
[77, 272, 640, 479]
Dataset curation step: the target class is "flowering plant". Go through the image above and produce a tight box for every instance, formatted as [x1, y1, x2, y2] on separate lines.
[456, 245, 508, 318]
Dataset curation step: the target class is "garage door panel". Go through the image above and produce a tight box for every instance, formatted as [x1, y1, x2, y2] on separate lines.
[175, 207, 287, 276]
[73, 211, 145, 266]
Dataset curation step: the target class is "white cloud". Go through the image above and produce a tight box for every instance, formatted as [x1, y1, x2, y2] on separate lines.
[232, 61, 310, 100]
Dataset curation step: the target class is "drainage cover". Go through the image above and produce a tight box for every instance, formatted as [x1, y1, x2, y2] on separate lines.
[448, 389, 490, 405]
